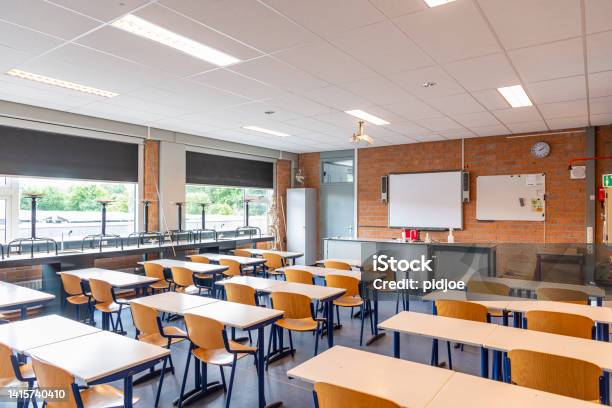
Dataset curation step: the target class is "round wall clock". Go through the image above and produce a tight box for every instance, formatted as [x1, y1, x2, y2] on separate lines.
[531, 141, 550, 158]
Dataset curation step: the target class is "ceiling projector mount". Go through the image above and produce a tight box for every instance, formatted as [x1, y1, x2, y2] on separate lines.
[349, 120, 373, 145]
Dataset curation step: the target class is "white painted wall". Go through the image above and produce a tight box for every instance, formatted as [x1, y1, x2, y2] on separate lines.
[158, 141, 186, 232]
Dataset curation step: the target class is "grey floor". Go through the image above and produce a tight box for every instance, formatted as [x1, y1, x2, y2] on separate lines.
[59, 295, 485, 408]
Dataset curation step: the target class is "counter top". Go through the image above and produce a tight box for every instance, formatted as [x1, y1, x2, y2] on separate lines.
[324, 236, 496, 248]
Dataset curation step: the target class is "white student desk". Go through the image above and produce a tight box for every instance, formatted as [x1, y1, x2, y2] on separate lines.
[187, 253, 265, 267]
[0, 314, 99, 352]
[215, 275, 282, 292]
[275, 265, 362, 280]
[25, 330, 169, 408]
[129, 291, 218, 314]
[234, 248, 303, 265]
[138, 259, 228, 275]
[0, 280, 55, 319]
[60, 268, 159, 290]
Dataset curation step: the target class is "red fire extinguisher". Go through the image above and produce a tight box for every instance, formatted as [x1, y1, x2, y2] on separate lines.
[598, 186, 606, 203]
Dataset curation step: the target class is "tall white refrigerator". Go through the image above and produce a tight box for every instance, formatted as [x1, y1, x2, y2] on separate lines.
[286, 188, 317, 265]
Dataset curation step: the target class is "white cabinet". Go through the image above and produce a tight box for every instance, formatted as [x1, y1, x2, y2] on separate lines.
[287, 188, 316, 265]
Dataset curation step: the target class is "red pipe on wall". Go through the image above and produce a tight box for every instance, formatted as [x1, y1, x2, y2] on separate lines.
[568, 156, 612, 169]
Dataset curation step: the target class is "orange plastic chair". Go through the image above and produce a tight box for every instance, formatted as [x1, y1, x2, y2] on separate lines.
[323, 260, 352, 271]
[262, 252, 285, 279]
[88, 278, 127, 333]
[326, 274, 370, 345]
[1, 342, 36, 407]
[144, 263, 170, 293]
[284, 269, 314, 285]
[60, 273, 92, 322]
[525, 310, 594, 339]
[536, 288, 589, 305]
[170, 267, 200, 295]
[314, 382, 400, 408]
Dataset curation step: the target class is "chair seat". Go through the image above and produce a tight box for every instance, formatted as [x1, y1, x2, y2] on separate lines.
[149, 281, 170, 290]
[266, 269, 283, 276]
[67, 294, 90, 305]
[94, 302, 123, 313]
[19, 363, 34, 380]
[276, 317, 318, 331]
[334, 296, 363, 307]
[0, 364, 35, 388]
[139, 327, 186, 347]
[192, 341, 256, 366]
[194, 273, 212, 280]
[80, 384, 139, 408]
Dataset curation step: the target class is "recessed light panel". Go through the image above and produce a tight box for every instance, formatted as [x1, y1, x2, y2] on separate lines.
[424, 0, 456, 7]
[5, 69, 118, 98]
[497, 85, 533, 108]
[242, 126, 289, 137]
[345, 109, 390, 125]
[112, 14, 240, 67]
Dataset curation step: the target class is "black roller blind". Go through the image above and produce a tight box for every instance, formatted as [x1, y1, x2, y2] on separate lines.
[0, 125, 138, 182]
[186, 151, 273, 188]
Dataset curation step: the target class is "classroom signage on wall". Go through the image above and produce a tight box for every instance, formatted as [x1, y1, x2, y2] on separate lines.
[603, 174, 612, 187]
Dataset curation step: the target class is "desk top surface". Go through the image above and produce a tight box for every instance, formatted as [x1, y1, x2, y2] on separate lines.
[316, 258, 363, 268]
[129, 292, 218, 314]
[138, 259, 228, 274]
[61, 268, 158, 288]
[422, 290, 512, 311]
[474, 276, 605, 297]
[187, 253, 265, 266]
[287, 346, 453, 408]
[379, 311, 497, 347]
[506, 300, 612, 324]
[215, 276, 282, 291]
[26, 330, 169, 382]
[0, 281, 55, 309]
[276, 265, 362, 280]
[236, 248, 303, 258]
[0, 314, 99, 352]
[186, 300, 283, 330]
[263, 281, 346, 301]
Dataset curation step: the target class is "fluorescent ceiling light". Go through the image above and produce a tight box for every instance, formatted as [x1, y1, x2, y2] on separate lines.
[424, 0, 456, 7]
[5, 69, 118, 98]
[112, 14, 240, 67]
[345, 109, 390, 125]
[497, 85, 533, 108]
[242, 126, 289, 137]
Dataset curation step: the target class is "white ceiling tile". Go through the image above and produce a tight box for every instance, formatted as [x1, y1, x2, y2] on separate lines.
[478, 0, 581, 50]
[0, 45, 33, 73]
[302, 86, 371, 111]
[75, 103, 164, 124]
[589, 71, 612, 98]
[160, 0, 316, 53]
[153, 79, 251, 112]
[96, 94, 188, 118]
[0, 0, 99, 40]
[587, 31, 612, 74]
[266, 93, 333, 117]
[491, 106, 543, 124]
[471, 89, 511, 110]
[412, 133, 447, 142]
[330, 20, 434, 75]
[538, 99, 588, 119]
[222, 102, 301, 123]
[590, 95, 612, 115]
[438, 128, 477, 139]
[584, 0, 612, 34]
[427, 93, 485, 115]
[387, 121, 430, 136]
[509, 38, 584, 83]
[470, 124, 510, 137]
[276, 41, 375, 85]
[382, 96, 443, 121]
[280, 117, 344, 134]
[445, 53, 519, 91]
[190, 69, 281, 100]
[451, 111, 501, 128]
[590, 113, 612, 126]
[0, 20, 64, 54]
[262, 0, 386, 38]
[312, 111, 361, 130]
[0, 75, 103, 107]
[48, 0, 151, 22]
[341, 76, 415, 105]
[387, 65, 465, 100]
[369, 0, 427, 18]
[415, 116, 462, 132]
[76, 26, 217, 77]
[394, 0, 500, 63]
[526, 75, 587, 103]
[506, 120, 548, 134]
[546, 116, 588, 130]
[229, 56, 328, 92]
[378, 134, 418, 145]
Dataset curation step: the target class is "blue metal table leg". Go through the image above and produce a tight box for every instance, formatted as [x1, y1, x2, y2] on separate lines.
[393, 332, 400, 358]
[480, 347, 489, 378]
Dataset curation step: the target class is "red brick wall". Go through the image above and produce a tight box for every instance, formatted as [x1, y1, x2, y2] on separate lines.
[297, 153, 321, 258]
[143, 140, 160, 232]
[357, 129, 590, 244]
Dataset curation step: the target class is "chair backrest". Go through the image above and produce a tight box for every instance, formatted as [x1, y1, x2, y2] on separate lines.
[435, 299, 488, 322]
[323, 260, 352, 271]
[130, 302, 160, 338]
[190, 255, 210, 264]
[326, 275, 360, 297]
[31, 357, 78, 408]
[171, 266, 194, 288]
[88, 278, 114, 304]
[508, 349, 601, 401]
[467, 280, 510, 296]
[234, 249, 252, 258]
[314, 382, 400, 408]
[263, 252, 284, 270]
[525, 310, 593, 339]
[184, 314, 225, 350]
[536, 288, 589, 305]
[219, 259, 241, 276]
[285, 269, 314, 285]
[60, 273, 83, 296]
[225, 283, 256, 306]
[144, 263, 165, 280]
[271, 292, 312, 319]
[0, 343, 16, 384]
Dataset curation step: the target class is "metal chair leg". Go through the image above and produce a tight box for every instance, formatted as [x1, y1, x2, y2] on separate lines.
[225, 356, 238, 408]
[177, 350, 192, 408]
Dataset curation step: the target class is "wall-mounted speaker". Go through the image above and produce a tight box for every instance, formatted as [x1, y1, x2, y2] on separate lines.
[462, 171, 470, 203]
[381, 175, 388, 203]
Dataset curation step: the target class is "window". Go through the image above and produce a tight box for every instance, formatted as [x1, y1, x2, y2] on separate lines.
[0, 199, 6, 243]
[185, 185, 273, 233]
[322, 159, 354, 183]
[13, 177, 137, 241]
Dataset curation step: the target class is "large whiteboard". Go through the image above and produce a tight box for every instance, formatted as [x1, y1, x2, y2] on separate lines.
[388, 171, 463, 229]
[476, 174, 545, 221]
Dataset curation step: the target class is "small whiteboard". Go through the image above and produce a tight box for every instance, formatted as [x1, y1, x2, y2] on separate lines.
[476, 174, 545, 221]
